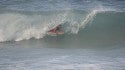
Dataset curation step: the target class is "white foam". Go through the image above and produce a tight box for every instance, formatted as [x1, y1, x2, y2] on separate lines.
[0, 11, 68, 42]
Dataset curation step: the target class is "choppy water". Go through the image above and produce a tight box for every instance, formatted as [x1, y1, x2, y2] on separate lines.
[0, 0, 125, 70]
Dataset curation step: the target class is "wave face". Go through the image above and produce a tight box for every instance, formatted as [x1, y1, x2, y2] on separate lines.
[0, 0, 125, 42]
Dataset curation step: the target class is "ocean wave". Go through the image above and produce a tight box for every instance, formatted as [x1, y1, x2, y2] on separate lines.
[0, 5, 124, 42]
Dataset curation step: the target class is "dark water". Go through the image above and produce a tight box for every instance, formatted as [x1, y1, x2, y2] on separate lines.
[0, 0, 125, 70]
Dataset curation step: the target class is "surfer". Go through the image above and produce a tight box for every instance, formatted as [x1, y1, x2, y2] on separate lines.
[48, 24, 61, 33]
[48, 24, 64, 34]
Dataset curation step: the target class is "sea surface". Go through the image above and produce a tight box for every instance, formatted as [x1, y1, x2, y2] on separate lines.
[0, 0, 125, 70]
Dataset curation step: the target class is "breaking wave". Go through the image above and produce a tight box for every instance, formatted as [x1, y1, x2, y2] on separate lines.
[0, 1, 123, 42]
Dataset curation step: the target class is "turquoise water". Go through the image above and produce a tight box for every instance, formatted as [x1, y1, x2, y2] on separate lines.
[0, 0, 125, 70]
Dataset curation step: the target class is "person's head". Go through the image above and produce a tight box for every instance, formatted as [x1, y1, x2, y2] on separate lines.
[58, 24, 61, 27]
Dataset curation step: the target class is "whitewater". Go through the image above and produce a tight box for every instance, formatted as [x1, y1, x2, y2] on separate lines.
[0, 0, 125, 70]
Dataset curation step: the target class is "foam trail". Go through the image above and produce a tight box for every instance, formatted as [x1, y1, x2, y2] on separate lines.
[68, 10, 98, 34]
[81, 10, 98, 28]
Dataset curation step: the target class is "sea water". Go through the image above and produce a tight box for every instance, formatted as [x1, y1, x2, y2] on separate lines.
[0, 0, 125, 70]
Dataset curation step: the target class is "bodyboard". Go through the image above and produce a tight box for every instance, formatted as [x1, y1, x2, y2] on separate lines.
[47, 31, 64, 36]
